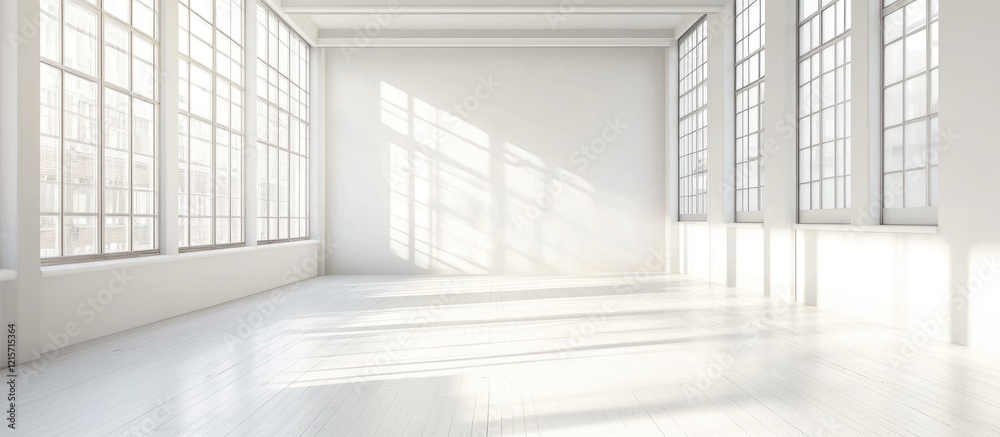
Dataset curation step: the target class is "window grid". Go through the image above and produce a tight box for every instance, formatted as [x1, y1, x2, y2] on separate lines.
[256, 3, 310, 243]
[178, 0, 246, 250]
[798, 0, 852, 212]
[40, 0, 159, 264]
[882, 0, 938, 213]
[678, 17, 709, 219]
[736, 0, 766, 215]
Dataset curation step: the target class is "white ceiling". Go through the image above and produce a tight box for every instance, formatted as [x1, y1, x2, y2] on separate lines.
[306, 13, 691, 31]
[274, 0, 726, 44]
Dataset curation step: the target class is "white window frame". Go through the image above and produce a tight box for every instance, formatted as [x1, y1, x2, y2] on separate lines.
[40, 0, 160, 265]
[880, 0, 938, 226]
[797, 0, 853, 224]
[256, 2, 310, 244]
[735, 0, 766, 223]
[678, 16, 709, 222]
[177, 0, 247, 251]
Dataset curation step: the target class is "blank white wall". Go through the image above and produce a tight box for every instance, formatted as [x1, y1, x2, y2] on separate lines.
[326, 47, 666, 274]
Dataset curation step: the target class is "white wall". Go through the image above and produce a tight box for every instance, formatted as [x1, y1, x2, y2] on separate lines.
[31, 242, 322, 359]
[671, 0, 1000, 356]
[326, 47, 666, 274]
[0, 0, 325, 361]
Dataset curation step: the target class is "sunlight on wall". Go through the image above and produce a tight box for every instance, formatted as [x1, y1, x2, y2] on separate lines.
[966, 246, 1000, 354]
[383, 82, 495, 274]
[372, 76, 660, 275]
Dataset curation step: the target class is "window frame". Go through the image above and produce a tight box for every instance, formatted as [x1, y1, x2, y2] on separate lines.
[735, 0, 766, 223]
[880, 0, 938, 226]
[678, 15, 710, 222]
[255, 2, 311, 244]
[40, 0, 161, 266]
[796, 0, 853, 225]
[177, 0, 248, 252]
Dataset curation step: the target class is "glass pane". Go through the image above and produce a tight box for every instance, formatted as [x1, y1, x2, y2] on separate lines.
[64, 0, 99, 76]
[105, 216, 130, 253]
[41, 216, 60, 258]
[885, 40, 903, 85]
[904, 74, 927, 120]
[884, 173, 904, 208]
[40, 0, 61, 62]
[132, 0, 155, 37]
[64, 215, 98, 256]
[905, 0, 927, 33]
[105, 0, 130, 24]
[105, 21, 131, 90]
[884, 9, 904, 44]
[905, 169, 927, 207]
[105, 88, 130, 151]
[904, 120, 927, 170]
[884, 127, 904, 172]
[133, 98, 155, 156]
[132, 35, 155, 99]
[905, 30, 927, 77]
[133, 217, 155, 250]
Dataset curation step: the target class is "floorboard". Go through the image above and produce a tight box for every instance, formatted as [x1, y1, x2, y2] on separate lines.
[18, 274, 1000, 436]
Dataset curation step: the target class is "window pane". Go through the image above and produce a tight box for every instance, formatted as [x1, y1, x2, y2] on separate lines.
[65, 1, 99, 76]
[65, 216, 99, 256]
[799, 0, 850, 214]
[41, 0, 160, 261]
[882, 0, 937, 218]
[257, 3, 309, 240]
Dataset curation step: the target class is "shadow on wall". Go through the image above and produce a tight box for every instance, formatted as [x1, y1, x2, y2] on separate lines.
[377, 81, 653, 274]
[326, 48, 665, 275]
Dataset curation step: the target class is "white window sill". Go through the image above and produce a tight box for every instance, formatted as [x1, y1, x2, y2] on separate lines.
[0, 270, 17, 284]
[793, 224, 939, 235]
[726, 222, 764, 229]
[41, 240, 321, 278]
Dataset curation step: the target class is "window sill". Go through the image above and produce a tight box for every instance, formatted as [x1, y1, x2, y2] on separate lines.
[793, 224, 939, 235]
[40, 240, 321, 278]
[726, 222, 764, 229]
[0, 270, 17, 284]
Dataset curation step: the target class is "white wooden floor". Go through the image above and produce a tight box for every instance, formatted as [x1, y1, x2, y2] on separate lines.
[18, 274, 1000, 436]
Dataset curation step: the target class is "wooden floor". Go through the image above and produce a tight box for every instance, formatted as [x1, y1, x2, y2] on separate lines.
[19, 274, 1000, 436]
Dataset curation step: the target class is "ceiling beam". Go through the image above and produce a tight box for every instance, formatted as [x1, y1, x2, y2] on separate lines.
[281, 4, 723, 16]
[316, 36, 673, 48]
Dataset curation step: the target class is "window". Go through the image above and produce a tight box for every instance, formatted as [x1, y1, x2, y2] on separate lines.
[882, 0, 938, 225]
[798, 0, 851, 223]
[736, 0, 765, 221]
[178, 0, 246, 249]
[256, 4, 310, 243]
[678, 17, 709, 221]
[40, 0, 159, 263]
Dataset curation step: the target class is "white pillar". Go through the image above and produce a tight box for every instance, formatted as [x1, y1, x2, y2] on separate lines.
[707, 7, 736, 285]
[761, 0, 798, 302]
[1, 0, 44, 360]
[245, 1, 259, 246]
[160, 0, 180, 255]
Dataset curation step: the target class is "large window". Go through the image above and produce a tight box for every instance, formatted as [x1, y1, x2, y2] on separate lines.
[798, 0, 851, 222]
[178, 0, 246, 249]
[882, 0, 938, 225]
[678, 17, 709, 221]
[256, 4, 310, 243]
[40, 0, 159, 263]
[735, 0, 765, 220]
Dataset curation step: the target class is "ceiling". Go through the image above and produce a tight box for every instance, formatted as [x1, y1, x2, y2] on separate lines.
[270, 0, 727, 47]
